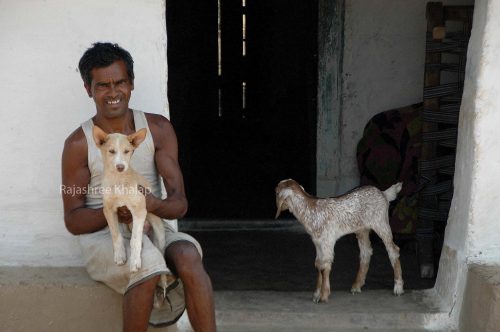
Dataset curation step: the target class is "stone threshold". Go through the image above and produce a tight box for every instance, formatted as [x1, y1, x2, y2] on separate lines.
[178, 218, 304, 232]
[0, 266, 454, 332]
[214, 290, 452, 331]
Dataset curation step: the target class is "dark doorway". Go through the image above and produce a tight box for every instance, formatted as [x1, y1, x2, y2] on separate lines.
[167, 0, 318, 219]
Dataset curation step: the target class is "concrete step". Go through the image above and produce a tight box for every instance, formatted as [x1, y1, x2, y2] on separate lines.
[0, 266, 453, 332]
[219, 328, 446, 332]
[460, 264, 500, 331]
[214, 290, 453, 331]
[0, 266, 180, 332]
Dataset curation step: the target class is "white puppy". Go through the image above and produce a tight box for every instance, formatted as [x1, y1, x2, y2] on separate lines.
[92, 125, 166, 272]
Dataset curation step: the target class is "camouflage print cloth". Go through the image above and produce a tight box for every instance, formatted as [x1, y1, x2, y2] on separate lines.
[356, 103, 422, 234]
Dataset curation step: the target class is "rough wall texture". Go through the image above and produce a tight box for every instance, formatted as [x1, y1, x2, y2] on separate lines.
[460, 265, 500, 331]
[463, 0, 500, 261]
[317, 0, 344, 196]
[338, 0, 427, 193]
[0, 0, 168, 266]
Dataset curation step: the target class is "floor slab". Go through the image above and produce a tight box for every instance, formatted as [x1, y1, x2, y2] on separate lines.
[213, 290, 451, 331]
[181, 220, 436, 292]
[1, 266, 452, 331]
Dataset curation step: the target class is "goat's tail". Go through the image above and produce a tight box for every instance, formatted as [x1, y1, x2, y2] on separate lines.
[383, 182, 403, 202]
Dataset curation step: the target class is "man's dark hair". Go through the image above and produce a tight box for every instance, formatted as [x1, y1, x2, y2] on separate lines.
[78, 42, 134, 86]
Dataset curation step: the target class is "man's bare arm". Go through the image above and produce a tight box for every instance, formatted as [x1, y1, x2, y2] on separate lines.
[61, 128, 108, 235]
[146, 114, 188, 219]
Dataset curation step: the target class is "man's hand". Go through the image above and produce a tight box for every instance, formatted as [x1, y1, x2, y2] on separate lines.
[117, 206, 133, 224]
[138, 185, 161, 213]
[117, 185, 158, 224]
[116, 185, 160, 233]
[117, 206, 152, 235]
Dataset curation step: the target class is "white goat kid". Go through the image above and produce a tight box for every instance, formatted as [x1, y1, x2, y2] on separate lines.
[275, 179, 404, 303]
[93, 125, 166, 273]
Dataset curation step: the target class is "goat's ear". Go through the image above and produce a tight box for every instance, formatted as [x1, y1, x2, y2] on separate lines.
[92, 125, 108, 147]
[128, 128, 147, 148]
[275, 193, 288, 219]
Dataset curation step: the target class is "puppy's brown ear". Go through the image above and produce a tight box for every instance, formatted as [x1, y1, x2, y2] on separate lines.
[128, 128, 147, 148]
[92, 125, 108, 147]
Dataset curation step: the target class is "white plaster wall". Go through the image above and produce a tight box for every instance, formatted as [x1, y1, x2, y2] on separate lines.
[317, 0, 343, 196]
[338, 0, 427, 193]
[434, 0, 500, 327]
[0, 0, 168, 266]
[326, 0, 474, 195]
[464, 1, 500, 262]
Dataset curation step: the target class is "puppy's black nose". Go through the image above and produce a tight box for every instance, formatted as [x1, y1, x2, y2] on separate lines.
[116, 164, 125, 172]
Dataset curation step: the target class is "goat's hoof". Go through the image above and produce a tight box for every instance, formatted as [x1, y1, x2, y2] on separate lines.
[350, 287, 362, 294]
[319, 296, 329, 303]
[312, 290, 322, 303]
[313, 294, 329, 303]
[393, 285, 404, 296]
[393, 289, 404, 296]
[393, 279, 404, 296]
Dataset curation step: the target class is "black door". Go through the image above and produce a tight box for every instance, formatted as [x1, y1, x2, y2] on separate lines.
[167, 0, 317, 219]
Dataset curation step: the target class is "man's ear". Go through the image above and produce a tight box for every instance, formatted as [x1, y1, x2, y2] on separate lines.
[84, 83, 92, 97]
[128, 128, 147, 148]
[92, 125, 108, 147]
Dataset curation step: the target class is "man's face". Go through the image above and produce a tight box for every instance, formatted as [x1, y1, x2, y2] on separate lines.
[85, 60, 134, 119]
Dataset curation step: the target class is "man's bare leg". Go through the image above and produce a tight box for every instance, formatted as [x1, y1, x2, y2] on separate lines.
[165, 241, 216, 332]
[123, 275, 160, 332]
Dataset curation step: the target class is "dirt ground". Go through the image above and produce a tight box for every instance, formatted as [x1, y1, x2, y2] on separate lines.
[186, 227, 436, 292]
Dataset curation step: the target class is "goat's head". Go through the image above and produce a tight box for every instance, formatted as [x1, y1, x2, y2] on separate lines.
[275, 179, 304, 219]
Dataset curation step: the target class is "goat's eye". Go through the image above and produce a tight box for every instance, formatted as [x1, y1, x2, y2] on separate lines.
[124, 150, 130, 154]
[109, 149, 116, 154]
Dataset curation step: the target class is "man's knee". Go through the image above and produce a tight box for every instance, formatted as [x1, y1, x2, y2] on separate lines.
[125, 274, 160, 297]
[165, 241, 203, 276]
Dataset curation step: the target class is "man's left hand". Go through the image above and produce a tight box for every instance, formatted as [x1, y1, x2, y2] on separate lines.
[138, 185, 160, 213]
[116, 205, 151, 234]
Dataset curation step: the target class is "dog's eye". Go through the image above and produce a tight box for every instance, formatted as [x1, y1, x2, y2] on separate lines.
[124, 150, 130, 154]
[109, 149, 116, 154]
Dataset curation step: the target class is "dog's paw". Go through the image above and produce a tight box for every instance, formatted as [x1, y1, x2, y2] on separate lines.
[114, 248, 127, 265]
[129, 256, 142, 272]
[393, 280, 404, 296]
